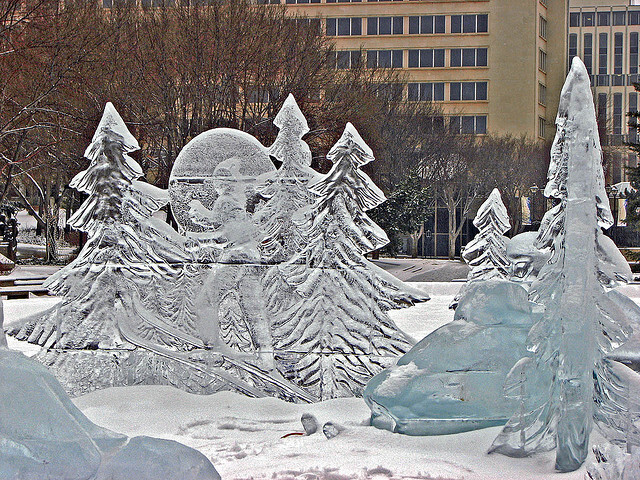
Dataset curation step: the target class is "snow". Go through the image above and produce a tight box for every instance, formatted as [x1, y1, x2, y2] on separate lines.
[72, 385, 591, 480]
[6, 279, 626, 478]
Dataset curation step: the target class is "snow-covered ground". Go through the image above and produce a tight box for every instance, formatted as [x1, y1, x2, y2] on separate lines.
[8, 281, 640, 479]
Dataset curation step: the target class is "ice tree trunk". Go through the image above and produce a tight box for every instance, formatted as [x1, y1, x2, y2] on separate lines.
[554, 162, 597, 471]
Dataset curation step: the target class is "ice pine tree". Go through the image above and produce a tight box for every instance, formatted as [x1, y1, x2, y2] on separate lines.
[489, 58, 636, 472]
[463, 188, 511, 281]
[12, 103, 191, 392]
[272, 123, 428, 400]
[255, 94, 319, 263]
[450, 188, 511, 308]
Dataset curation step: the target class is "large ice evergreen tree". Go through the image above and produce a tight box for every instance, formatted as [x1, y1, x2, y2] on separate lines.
[272, 123, 427, 400]
[489, 58, 635, 472]
[12, 104, 193, 392]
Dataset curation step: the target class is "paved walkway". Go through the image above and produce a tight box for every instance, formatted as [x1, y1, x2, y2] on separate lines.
[372, 257, 469, 282]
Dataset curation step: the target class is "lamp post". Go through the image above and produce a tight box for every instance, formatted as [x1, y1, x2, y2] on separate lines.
[529, 184, 539, 227]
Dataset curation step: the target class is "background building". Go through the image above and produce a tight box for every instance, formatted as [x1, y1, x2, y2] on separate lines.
[274, 0, 567, 142]
[568, 0, 640, 227]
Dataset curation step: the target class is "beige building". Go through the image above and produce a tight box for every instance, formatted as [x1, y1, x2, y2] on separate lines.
[569, 0, 640, 190]
[273, 0, 568, 142]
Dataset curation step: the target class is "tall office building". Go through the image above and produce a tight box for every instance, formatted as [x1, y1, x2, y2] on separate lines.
[274, 0, 567, 142]
[569, 0, 640, 194]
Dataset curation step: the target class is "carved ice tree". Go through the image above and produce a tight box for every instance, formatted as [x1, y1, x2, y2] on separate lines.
[272, 123, 425, 400]
[463, 188, 511, 281]
[13, 103, 190, 388]
[489, 58, 635, 472]
[451, 188, 511, 308]
[255, 94, 318, 263]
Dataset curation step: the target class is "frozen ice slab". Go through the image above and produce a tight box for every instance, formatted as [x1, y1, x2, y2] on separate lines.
[364, 280, 539, 435]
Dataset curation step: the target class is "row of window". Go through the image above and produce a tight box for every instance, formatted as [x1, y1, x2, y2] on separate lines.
[326, 14, 488, 36]
[598, 92, 639, 136]
[569, 10, 640, 28]
[569, 32, 640, 76]
[331, 48, 488, 69]
[407, 82, 488, 102]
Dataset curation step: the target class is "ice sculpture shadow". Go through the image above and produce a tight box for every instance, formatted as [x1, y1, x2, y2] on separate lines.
[0, 304, 220, 480]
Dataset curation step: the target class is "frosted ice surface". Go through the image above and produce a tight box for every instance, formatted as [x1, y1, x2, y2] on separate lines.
[0, 304, 220, 480]
[364, 280, 538, 435]
[86, 102, 139, 155]
[273, 94, 309, 141]
[451, 189, 511, 308]
[505, 232, 549, 284]
[587, 443, 640, 480]
[490, 57, 636, 473]
[168, 128, 275, 233]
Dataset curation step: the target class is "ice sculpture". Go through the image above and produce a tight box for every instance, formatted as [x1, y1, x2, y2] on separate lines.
[364, 278, 539, 435]
[505, 231, 549, 284]
[168, 128, 275, 234]
[9, 98, 426, 402]
[255, 94, 319, 263]
[0, 303, 220, 480]
[489, 57, 638, 472]
[270, 123, 428, 400]
[450, 188, 511, 308]
[587, 443, 640, 480]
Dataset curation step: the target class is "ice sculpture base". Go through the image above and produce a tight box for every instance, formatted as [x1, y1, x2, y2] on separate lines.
[0, 347, 220, 480]
[364, 280, 540, 436]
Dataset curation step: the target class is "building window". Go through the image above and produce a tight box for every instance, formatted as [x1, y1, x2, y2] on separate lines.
[584, 33, 593, 75]
[332, 51, 362, 69]
[449, 81, 487, 101]
[367, 50, 403, 68]
[285, 0, 320, 3]
[598, 93, 607, 124]
[597, 11, 610, 26]
[539, 83, 546, 106]
[631, 32, 639, 75]
[582, 12, 596, 27]
[614, 93, 623, 135]
[371, 83, 403, 102]
[569, 33, 578, 67]
[449, 115, 487, 134]
[539, 16, 547, 40]
[613, 11, 626, 26]
[630, 11, 640, 25]
[614, 32, 623, 75]
[367, 16, 403, 35]
[408, 49, 445, 68]
[539, 117, 546, 138]
[630, 92, 638, 143]
[409, 15, 445, 34]
[599, 33, 608, 75]
[408, 82, 445, 101]
[450, 48, 488, 67]
[326, 0, 361, 3]
[570, 12, 580, 27]
[326, 18, 362, 36]
[582, 12, 595, 27]
[539, 49, 547, 73]
[450, 14, 488, 34]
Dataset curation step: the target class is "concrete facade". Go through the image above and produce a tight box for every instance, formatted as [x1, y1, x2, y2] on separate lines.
[276, 0, 568, 142]
[569, 0, 640, 187]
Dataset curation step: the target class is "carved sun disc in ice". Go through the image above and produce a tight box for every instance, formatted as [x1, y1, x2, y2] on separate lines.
[168, 128, 275, 233]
